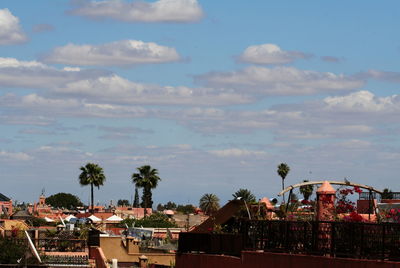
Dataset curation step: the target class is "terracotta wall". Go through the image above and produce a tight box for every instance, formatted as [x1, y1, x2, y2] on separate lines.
[89, 246, 109, 268]
[176, 251, 400, 268]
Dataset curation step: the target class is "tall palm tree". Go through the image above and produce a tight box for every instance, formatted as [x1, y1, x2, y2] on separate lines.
[79, 163, 106, 213]
[277, 163, 290, 203]
[132, 165, 161, 214]
[199, 193, 220, 216]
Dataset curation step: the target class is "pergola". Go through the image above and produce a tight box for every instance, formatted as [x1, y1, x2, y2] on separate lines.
[278, 180, 382, 220]
[278, 180, 382, 196]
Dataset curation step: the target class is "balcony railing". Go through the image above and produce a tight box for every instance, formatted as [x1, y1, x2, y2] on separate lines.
[178, 220, 400, 261]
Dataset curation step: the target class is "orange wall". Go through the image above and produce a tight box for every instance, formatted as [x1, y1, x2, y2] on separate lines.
[89, 246, 109, 268]
[99, 236, 175, 266]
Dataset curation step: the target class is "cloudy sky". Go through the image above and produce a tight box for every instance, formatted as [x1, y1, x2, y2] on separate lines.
[1, 1, 400, 206]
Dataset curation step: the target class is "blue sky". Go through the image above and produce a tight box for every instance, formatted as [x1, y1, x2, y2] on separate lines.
[1, 0, 400, 207]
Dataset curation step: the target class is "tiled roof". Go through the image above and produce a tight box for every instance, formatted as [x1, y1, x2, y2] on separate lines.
[0, 193, 11, 202]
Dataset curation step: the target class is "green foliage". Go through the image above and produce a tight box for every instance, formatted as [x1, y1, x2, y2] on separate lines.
[79, 162, 106, 189]
[141, 187, 153, 209]
[117, 199, 130, 206]
[277, 163, 290, 202]
[119, 213, 177, 228]
[132, 165, 161, 210]
[157, 203, 164, 211]
[0, 237, 28, 264]
[46, 192, 83, 209]
[232, 188, 256, 203]
[176, 204, 195, 214]
[158, 201, 178, 211]
[133, 187, 140, 207]
[165, 201, 177, 210]
[28, 217, 49, 227]
[277, 163, 290, 180]
[299, 180, 314, 201]
[382, 188, 393, 199]
[79, 162, 106, 212]
[199, 193, 220, 215]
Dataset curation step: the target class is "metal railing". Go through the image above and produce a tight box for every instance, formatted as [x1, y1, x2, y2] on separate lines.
[359, 191, 400, 200]
[178, 220, 400, 261]
[35, 238, 87, 252]
[178, 233, 243, 256]
[241, 220, 400, 261]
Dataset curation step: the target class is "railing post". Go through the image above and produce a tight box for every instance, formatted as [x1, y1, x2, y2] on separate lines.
[381, 224, 385, 260]
[330, 221, 335, 257]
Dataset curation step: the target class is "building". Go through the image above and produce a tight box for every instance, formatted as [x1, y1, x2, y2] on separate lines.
[0, 193, 13, 216]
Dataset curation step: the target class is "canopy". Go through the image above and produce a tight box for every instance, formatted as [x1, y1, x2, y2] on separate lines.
[163, 210, 175, 216]
[106, 215, 123, 222]
[64, 215, 77, 222]
[88, 215, 102, 222]
[44, 217, 55, 222]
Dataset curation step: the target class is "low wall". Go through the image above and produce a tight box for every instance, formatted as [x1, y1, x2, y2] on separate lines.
[89, 246, 109, 268]
[176, 251, 400, 268]
[176, 253, 241, 268]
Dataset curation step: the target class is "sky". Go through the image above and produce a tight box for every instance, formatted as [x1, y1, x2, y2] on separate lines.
[1, 0, 400, 207]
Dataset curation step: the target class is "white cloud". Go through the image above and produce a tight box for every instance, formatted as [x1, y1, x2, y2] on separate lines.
[209, 148, 266, 157]
[166, 90, 400, 142]
[42, 40, 181, 66]
[55, 74, 251, 106]
[0, 9, 27, 45]
[0, 93, 149, 120]
[364, 70, 400, 83]
[0, 57, 109, 89]
[0, 57, 249, 106]
[196, 66, 364, 96]
[323, 91, 400, 112]
[70, 0, 203, 23]
[239, 44, 310, 65]
[0, 150, 32, 161]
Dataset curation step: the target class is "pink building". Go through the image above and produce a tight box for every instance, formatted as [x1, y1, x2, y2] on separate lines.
[0, 193, 13, 216]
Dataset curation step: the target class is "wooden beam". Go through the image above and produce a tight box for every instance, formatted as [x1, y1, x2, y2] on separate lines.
[278, 180, 382, 196]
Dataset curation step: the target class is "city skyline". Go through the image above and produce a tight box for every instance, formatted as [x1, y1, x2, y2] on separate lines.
[1, 1, 400, 205]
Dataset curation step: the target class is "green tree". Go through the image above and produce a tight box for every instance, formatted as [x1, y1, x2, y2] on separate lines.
[46, 193, 83, 209]
[277, 163, 290, 203]
[199, 193, 220, 216]
[176, 204, 196, 214]
[157, 203, 165, 211]
[382, 188, 393, 199]
[119, 213, 177, 228]
[0, 237, 29, 264]
[299, 180, 314, 201]
[117, 199, 130, 206]
[165, 201, 177, 210]
[28, 217, 49, 227]
[133, 187, 140, 207]
[232, 188, 256, 203]
[79, 163, 106, 213]
[132, 165, 161, 213]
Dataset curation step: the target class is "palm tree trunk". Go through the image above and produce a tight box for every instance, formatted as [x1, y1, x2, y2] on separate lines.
[282, 179, 285, 203]
[91, 183, 94, 214]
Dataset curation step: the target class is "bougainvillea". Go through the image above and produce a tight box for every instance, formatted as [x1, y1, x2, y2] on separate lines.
[343, 211, 364, 222]
[385, 208, 400, 223]
[336, 187, 360, 214]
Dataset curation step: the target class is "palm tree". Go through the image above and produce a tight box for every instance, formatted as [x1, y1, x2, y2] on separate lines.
[78, 163, 106, 213]
[199, 193, 220, 216]
[132, 165, 161, 214]
[232, 188, 256, 203]
[277, 163, 290, 203]
[299, 180, 314, 201]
